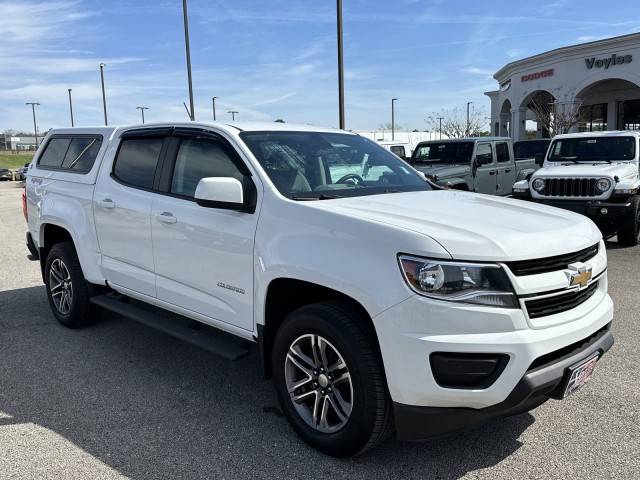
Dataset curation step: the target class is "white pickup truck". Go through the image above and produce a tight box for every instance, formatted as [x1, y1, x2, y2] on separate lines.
[513, 131, 640, 246]
[24, 122, 613, 457]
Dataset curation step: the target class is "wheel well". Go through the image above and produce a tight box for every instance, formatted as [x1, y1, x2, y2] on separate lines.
[40, 224, 73, 279]
[450, 183, 469, 191]
[260, 278, 379, 378]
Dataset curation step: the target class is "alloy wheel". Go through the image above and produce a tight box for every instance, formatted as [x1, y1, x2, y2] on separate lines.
[49, 258, 73, 315]
[284, 334, 353, 433]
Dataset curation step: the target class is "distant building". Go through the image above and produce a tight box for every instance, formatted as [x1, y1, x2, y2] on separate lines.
[486, 32, 640, 142]
[5, 136, 40, 150]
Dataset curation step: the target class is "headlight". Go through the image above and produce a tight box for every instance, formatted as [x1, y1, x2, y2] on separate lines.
[596, 178, 611, 193]
[398, 255, 518, 308]
[531, 178, 545, 193]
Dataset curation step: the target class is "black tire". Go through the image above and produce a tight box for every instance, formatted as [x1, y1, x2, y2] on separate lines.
[617, 196, 640, 247]
[44, 241, 96, 328]
[272, 301, 393, 457]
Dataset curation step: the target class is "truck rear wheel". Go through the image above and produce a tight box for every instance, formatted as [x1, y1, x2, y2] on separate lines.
[617, 196, 640, 247]
[44, 241, 95, 328]
[271, 301, 393, 457]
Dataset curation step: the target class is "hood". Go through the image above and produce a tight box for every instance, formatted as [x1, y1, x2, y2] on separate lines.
[308, 190, 601, 261]
[534, 162, 638, 180]
[413, 163, 470, 178]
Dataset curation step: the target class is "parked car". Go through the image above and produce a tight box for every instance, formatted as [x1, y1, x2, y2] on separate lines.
[0, 168, 13, 181]
[513, 139, 551, 162]
[377, 141, 412, 161]
[14, 163, 30, 181]
[25, 123, 613, 457]
[410, 138, 538, 195]
[513, 131, 640, 246]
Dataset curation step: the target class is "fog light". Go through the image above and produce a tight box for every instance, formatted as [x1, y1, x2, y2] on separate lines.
[600, 208, 608, 215]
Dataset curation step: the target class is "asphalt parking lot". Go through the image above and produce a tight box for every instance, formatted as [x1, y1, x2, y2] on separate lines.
[0, 180, 638, 479]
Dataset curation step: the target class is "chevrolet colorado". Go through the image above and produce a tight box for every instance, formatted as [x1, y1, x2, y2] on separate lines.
[24, 122, 613, 457]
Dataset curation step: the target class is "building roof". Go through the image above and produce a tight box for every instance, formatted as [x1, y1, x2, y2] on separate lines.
[494, 31, 640, 81]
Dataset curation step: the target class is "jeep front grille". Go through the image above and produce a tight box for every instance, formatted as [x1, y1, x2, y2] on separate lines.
[542, 178, 598, 197]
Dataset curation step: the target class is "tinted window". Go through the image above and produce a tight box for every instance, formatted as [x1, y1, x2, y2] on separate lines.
[39, 138, 71, 168]
[548, 137, 635, 162]
[171, 138, 244, 198]
[476, 144, 493, 164]
[513, 140, 550, 160]
[495, 142, 510, 163]
[113, 138, 163, 189]
[390, 146, 406, 158]
[61, 137, 102, 171]
[412, 142, 474, 164]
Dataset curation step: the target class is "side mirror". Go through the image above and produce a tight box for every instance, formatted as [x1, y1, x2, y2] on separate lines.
[534, 153, 545, 166]
[195, 177, 245, 210]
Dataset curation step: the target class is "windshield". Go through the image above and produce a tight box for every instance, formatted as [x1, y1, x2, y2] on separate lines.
[548, 137, 636, 162]
[411, 142, 473, 164]
[513, 140, 550, 160]
[240, 131, 430, 199]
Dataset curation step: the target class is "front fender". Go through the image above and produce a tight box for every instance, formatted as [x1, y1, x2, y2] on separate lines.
[437, 177, 470, 190]
[517, 168, 536, 182]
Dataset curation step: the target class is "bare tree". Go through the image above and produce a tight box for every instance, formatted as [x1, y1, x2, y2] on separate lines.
[528, 94, 583, 137]
[426, 107, 488, 138]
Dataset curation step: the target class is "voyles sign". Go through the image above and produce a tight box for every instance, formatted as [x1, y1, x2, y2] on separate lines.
[585, 53, 632, 70]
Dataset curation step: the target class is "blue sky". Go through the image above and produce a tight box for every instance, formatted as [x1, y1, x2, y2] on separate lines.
[1, 0, 639, 133]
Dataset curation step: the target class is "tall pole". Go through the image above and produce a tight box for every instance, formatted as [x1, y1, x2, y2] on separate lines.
[391, 98, 398, 141]
[68, 89, 74, 127]
[212, 96, 218, 121]
[25, 102, 40, 149]
[136, 106, 149, 124]
[466, 101, 473, 136]
[336, 0, 345, 130]
[182, 0, 195, 121]
[437, 116, 444, 139]
[99, 63, 108, 126]
[228, 110, 238, 121]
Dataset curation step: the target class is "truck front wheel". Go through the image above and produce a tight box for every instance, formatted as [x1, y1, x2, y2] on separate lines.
[271, 302, 393, 457]
[44, 241, 95, 328]
[617, 196, 640, 247]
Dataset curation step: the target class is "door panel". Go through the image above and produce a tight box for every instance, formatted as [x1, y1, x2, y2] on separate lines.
[93, 136, 164, 297]
[151, 135, 258, 331]
[473, 143, 497, 194]
[495, 142, 516, 195]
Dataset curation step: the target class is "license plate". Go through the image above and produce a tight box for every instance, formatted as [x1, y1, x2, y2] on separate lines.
[563, 353, 599, 398]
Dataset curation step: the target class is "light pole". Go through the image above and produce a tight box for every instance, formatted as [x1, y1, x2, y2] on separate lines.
[68, 89, 74, 127]
[212, 96, 218, 121]
[182, 0, 195, 121]
[25, 102, 40, 149]
[437, 116, 444, 139]
[136, 106, 149, 124]
[466, 101, 473, 137]
[391, 98, 398, 141]
[99, 63, 108, 125]
[228, 110, 238, 121]
[336, 0, 345, 130]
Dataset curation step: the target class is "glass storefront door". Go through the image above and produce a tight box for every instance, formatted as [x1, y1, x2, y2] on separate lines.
[618, 100, 640, 131]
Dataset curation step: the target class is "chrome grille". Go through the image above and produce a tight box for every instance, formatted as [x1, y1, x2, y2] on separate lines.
[542, 178, 598, 197]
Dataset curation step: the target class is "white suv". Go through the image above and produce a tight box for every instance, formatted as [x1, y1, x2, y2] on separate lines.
[24, 122, 613, 457]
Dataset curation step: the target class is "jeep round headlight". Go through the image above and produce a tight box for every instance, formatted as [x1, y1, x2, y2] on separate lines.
[596, 178, 611, 193]
[398, 255, 518, 308]
[531, 178, 545, 193]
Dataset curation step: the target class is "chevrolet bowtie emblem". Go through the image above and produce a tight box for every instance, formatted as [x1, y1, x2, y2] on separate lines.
[567, 262, 593, 289]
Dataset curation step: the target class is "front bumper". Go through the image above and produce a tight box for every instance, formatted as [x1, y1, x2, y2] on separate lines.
[394, 324, 613, 440]
[536, 198, 633, 220]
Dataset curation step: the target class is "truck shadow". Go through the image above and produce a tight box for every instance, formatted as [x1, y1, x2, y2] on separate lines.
[0, 285, 532, 480]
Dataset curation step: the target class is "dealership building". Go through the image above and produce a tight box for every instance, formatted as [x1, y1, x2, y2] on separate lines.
[486, 32, 640, 142]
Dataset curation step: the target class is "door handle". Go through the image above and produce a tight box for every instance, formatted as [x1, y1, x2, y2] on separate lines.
[100, 198, 115, 209]
[156, 212, 177, 224]
[489, 171, 496, 176]
[505, 169, 511, 173]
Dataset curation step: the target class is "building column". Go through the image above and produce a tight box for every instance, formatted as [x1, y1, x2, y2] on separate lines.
[606, 100, 618, 131]
[511, 108, 527, 142]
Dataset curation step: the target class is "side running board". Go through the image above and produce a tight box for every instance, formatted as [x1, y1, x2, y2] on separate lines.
[90, 294, 253, 360]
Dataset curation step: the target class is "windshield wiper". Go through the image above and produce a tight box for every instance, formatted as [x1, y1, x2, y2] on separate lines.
[291, 193, 344, 201]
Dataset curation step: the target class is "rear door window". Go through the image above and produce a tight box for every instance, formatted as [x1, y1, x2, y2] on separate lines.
[38, 138, 71, 168]
[495, 142, 510, 163]
[390, 146, 406, 158]
[113, 138, 164, 189]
